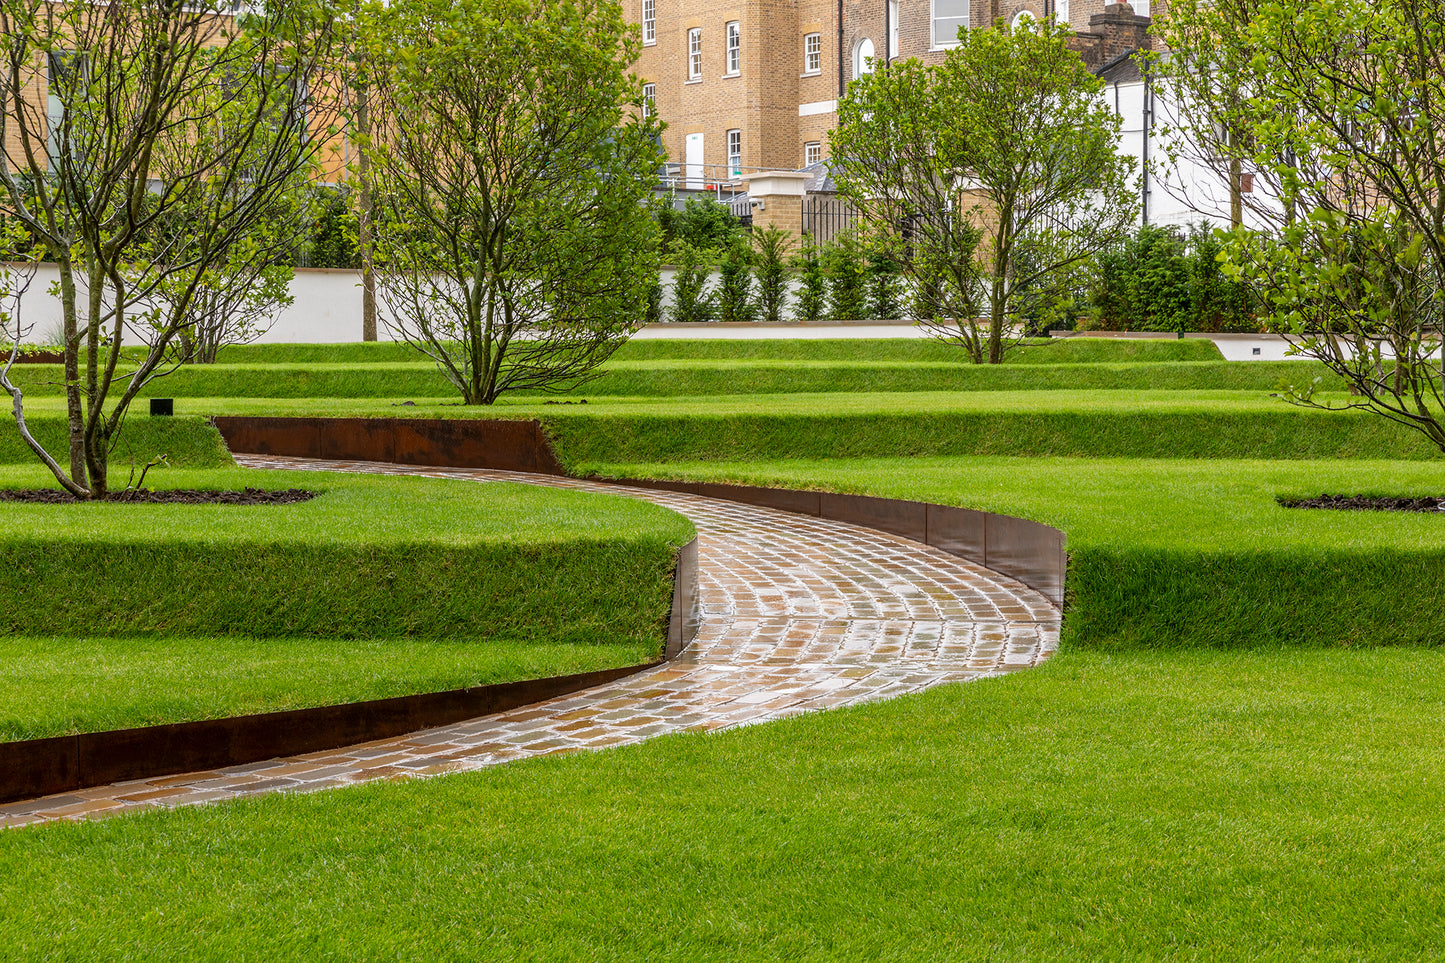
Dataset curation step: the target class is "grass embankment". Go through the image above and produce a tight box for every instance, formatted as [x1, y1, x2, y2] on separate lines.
[5, 648, 1445, 958]
[16, 390, 1430, 461]
[0, 465, 693, 739]
[209, 336, 1225, 364]
[0, 415, 232, 467]
[587, 455, 1445, 650]
[0, 359, 1339, 397]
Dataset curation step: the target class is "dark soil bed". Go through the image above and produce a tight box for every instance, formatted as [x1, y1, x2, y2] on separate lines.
[0, 487, 316, 505]
[1279, 494, 1445, 513]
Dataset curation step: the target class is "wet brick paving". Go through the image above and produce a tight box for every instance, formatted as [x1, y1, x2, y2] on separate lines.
[0, 456, 1060, 830]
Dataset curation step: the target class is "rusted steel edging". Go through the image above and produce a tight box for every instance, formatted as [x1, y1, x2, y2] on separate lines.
[0, 536, 699, 805]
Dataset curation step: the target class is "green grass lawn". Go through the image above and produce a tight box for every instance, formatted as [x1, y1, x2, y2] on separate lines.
[0, 465, 692, 739]
[4, 647, 1444, 959]
[15, 389, 1435, 463]
[0, 635, 653, 743]
[204, 335, 1225, 364]
[588, 455, 1445, 650]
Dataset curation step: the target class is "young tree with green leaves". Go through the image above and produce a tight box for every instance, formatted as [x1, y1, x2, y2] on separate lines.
[0, 0, 341, 499]
[358, 0, 663, 405]
[831, 22, 1137, 362]
[1156, 0, 1445, 453]
[751, 225, 793, 325]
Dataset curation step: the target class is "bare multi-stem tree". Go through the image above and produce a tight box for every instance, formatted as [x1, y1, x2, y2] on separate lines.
[1155, 0, 1445, 453]
[832, 22, 1136, 363]
[0, 0, 342, 498]
[356, 0, 664, 405]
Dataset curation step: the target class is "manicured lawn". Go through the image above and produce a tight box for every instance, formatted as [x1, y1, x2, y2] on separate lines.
[4, 357, 1328, 397]
[588, 455, 1445, 649]
[16, 389, 1435, 462]
[4, 648, 1444, 959]
[0, 635, 653, 743]
[205, 335, 1226, 364]
[0, 465, 692, 738]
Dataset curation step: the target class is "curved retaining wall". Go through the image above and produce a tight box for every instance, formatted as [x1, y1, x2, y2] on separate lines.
[210, 416, 1067, 607]
[0, 537, 698, 805]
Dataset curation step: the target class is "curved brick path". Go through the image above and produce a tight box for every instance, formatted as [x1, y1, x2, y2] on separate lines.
[0, 457, 1059, 830]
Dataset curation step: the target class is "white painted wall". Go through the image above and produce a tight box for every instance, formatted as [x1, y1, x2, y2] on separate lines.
[1103, 79, 1285, 231]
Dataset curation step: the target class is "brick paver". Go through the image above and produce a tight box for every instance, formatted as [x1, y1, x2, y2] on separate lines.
[0, 457, 1060, 830]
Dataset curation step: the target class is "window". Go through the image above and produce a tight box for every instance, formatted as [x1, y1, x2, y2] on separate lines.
[727, 129, 741, 176]
[932, 0, 968, 46]
[726, 22, 741, 74]
[805, 142, 821, 166]
[1010, 9, 1037, 32]
[889, 1, 899, 58]
[853, 37, 875, 78]
[688, 28, 702, 80]
[642, 0, 655, 43]
[804, 33, 822, 74]
[1055, 0, 1069, 27]
[641, 83, 655, 120]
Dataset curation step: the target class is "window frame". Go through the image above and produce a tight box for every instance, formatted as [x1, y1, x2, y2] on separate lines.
[725, 21, 741, 75]
[688, 28, 702, 81]
[641, 82, 655, 120]
[804, 32, 821, 74]
[931, 0, 969, 48]
[804, 141, 821, 166]
[727, 128, 742, 176]
[642, 0, 655, 44]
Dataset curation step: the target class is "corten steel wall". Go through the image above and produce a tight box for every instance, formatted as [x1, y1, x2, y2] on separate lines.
[0, 536, 700, 804]
[211, 416, 567, 475]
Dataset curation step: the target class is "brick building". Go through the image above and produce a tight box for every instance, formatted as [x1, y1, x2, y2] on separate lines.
[631, 0, 1157, 177]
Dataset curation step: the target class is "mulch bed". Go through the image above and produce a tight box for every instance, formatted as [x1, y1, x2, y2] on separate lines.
[1280, 494, 1445, 513]
[0, 487, 317, 505]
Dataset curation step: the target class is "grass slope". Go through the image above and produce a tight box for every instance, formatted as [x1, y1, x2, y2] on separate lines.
[589, 455, 1445, 649]
[17, 390, 1434, 461]
[206, 336, 1225, 365]
[0, 465, 692, 737]
[4, 649, 1445, 959]
[0, 415, 231, 466]
[4, 358, 1319, 398]
[0, 635, 653, 743]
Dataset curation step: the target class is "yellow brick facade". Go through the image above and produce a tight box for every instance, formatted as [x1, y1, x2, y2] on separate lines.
[630, 0, 1155, 173]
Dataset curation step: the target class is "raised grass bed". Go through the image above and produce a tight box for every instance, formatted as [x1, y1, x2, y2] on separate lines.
[0, 465, 694, 741]
[588, 455, 1445, 650]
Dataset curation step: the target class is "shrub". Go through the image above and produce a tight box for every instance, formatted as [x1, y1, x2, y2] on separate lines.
[752, 225, 793, 325]
[867, 243, 904, 320]
[789, 243, 828, 324]
[669, 241, 715, 323]
[1088, 223, 1256, 332]
[824, 232, 869, 321]
[716, 241, 757, 324]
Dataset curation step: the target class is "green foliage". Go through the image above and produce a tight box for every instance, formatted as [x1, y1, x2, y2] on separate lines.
[668, 242, 716, 323]
[833, 22, 1136, 362]
[658, 195, 746, 255]
[0, 416, 232, 468]
[360, 0, 663, 404]
[789, 243, 828, 324]
[823, 232, 869, 321]
[1089, 224, 1253, 333]
[751, 225, 793, 325]
[716, 241, 757, 325]
[303, 186, 359, 269]
[867, 244, 903, 320]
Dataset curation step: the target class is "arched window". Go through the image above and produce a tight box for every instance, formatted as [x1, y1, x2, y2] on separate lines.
[854, 37, 875, 78]
[1010, 9, 1037, 32]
